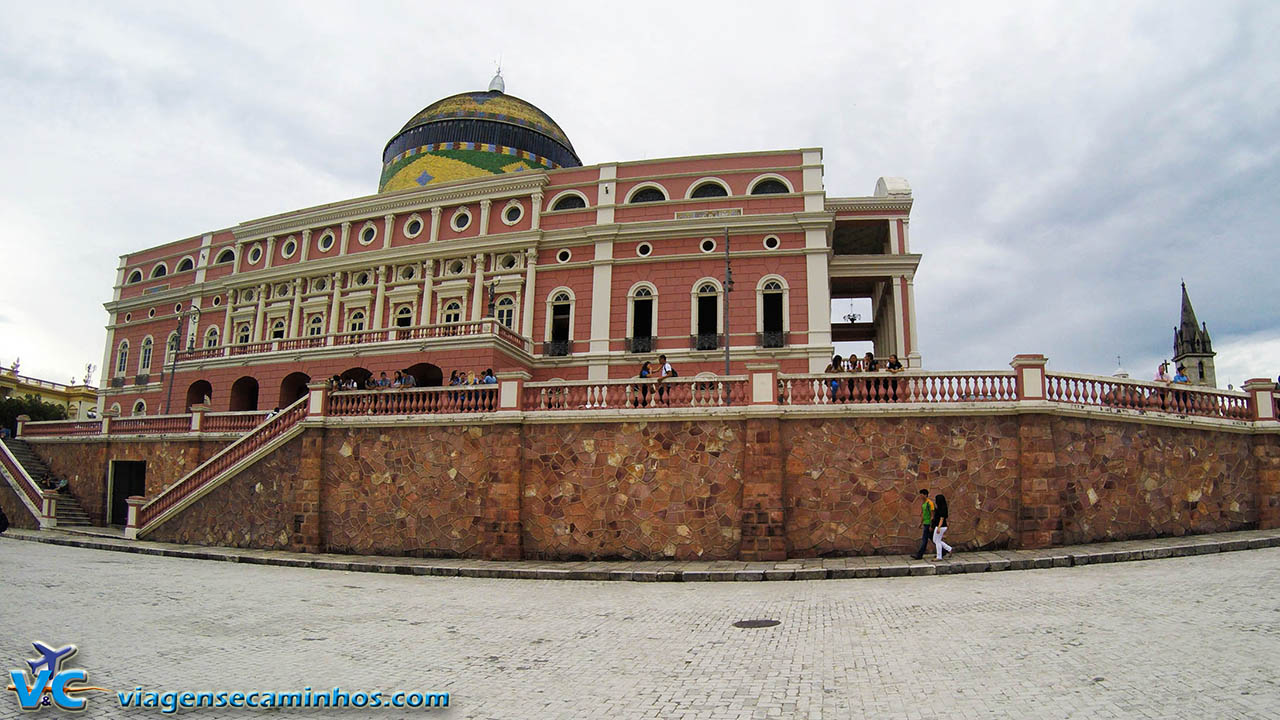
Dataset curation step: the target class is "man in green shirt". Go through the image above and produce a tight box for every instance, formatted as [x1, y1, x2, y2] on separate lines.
[911, 488, 934, 560]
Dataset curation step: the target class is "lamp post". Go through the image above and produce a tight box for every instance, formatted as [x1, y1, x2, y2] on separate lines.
[163, 305, 191, 414]
[486, 279, 497, 318]
[723, 227, 734, 377]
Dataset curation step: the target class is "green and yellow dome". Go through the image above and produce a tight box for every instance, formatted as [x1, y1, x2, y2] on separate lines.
[379, 74, 581, 192]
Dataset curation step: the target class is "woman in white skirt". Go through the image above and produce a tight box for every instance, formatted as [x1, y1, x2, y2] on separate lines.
[933, 493, 953, 560]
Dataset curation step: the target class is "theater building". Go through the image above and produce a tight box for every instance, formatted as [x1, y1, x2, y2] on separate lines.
[97, 74, 921, 415]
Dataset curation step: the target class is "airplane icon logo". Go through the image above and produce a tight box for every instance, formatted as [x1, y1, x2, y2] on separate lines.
[7, 641, 109, 712]
[27, 642, 77, 677]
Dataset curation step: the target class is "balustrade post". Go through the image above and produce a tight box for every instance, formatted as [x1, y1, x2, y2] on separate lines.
[190, 403, 209, 432]
[746, 363, 779, 405]
[497, 371, 530, 411]
[306, 382, 330, 417]
[1010, 354, 1048, 403]
[124, 495, 147, 539]
[40, 490, 58, 528]
[15, 414, 29, 437]
[1243, 379, 1278, 422]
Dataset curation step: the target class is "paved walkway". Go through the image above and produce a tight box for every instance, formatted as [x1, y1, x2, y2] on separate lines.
[5, 525, 1279, 581]
[3, 535, 1278, 719]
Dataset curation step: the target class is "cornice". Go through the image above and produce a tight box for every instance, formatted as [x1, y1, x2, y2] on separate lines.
[825, 196, 913, 213]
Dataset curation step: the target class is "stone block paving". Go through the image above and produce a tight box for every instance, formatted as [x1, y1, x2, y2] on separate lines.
[1, 537, 1278, 719]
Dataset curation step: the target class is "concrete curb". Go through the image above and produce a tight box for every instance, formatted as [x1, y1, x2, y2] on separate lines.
[3, 527, 1278, 582]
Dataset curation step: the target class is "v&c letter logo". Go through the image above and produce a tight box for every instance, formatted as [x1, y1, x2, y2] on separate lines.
[6, 641, 108, 712]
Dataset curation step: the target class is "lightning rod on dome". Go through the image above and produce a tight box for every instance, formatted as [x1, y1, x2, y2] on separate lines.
[489, 58, 504, 93]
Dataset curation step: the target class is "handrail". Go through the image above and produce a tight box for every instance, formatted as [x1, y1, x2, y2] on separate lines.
[21, 411, 269, 437]
[1045, 372, 1251, 420]
[0, 440, 45, 512]
[329, 386, 499, 416]
[108, 415, 192, 434]
[778, 371, 1017, 404]
[20, 420, 103, 437]
[135, 397, 308, 530]
[523, 376, 749, 410]
[202, 411, 271, 433]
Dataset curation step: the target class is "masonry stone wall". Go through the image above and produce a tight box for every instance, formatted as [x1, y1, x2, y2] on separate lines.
[31, 412, 1280, 560]
[0, 481, 40, 529]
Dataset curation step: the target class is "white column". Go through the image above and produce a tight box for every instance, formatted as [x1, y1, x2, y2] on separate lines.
[264, 236, 276, 269]
[328, 272, 342, 336]
[802, 148, 824, 213]
[194, 233, 213, 284]
[419, 259, 435, 325]
[222, 293, 234, 347]
[470, 253, 485, 321]
[588, 239, 614, 380]
[479, 199, 492, 236]
[596, 165, 616, 225]
[288, 278, 302, 337]
[340, 221, 351, 256]
[429, 207, 441, 243]
[804, 228, 832, 371]
[531, 191, 543, 230]
[300, 229, 311, 262]
[253, 284, 267, 341]
[891, 275, 906, 360]
[521, 248, 538, 339]
[383, 214, 395, 250]
[905, 275, 921, 367]
[372, 266, 387, 330]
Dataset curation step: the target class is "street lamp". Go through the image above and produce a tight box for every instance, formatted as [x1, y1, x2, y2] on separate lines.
[163, 305, 193, 414]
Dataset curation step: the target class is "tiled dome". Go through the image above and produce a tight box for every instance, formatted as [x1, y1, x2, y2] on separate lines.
[379, 75, 581, 192]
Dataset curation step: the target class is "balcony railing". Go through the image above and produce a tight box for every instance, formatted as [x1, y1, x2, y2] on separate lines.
[329, 386, 499, 416]
[780, 371, 1017, 404]
[1044, 372, 1251, 420]
[627, 336, 655, 353]
[20, 410, 270, 437]
[691, 333, 722, 351]
[544, 339, 571, 357]
[524, 377, 748, 410]
[758, 330, 788, 349]
[176, 319, 531, 363]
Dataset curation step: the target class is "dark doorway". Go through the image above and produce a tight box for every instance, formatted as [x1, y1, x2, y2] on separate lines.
[762, 293, 784, 348]
[549, 303, 571, 356]
[185, 380, 213, 411]
[339, 367, 372, 388]
[631, 297, 653, 353]
[278, 372, 310, 407]
[229, 376, 260, 411]
[109, 460, 146, 525]
[404, 363, 443, 387]
[696, 293, 719, 350]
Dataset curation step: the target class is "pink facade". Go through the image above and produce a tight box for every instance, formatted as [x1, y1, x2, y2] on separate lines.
[100, 148, 921, 414]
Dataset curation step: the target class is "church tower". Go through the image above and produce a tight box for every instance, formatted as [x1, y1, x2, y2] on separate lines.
[1172, 282, 1216, 387]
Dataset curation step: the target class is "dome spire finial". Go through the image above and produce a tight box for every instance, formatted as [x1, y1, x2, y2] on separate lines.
[488, 61, 504, 93]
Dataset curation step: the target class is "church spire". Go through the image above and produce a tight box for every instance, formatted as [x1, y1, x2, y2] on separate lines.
[1172, 282, 1216, 387]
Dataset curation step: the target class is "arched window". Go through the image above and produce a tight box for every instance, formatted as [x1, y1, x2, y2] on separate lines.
[750, 177, 791, 195]
[496, 296, 515, 329]
[627, 185, 667, 204]
[126, 270, 143, 284]
[270, 319, 286, 340]
[348, 311, 366, 333]
[545, 290, 574, 356]
[138, 337, 153, 372]
[307, 315, 324, 337]
[214, 249, 235, 264]
[395, 306, 414, 328]
[176, 257, 194, 272]
[758, 277, 789, 348]
[236, 324, 251, 345]
[688, 180, 729, 199]
[150, 264, 167, 279]
[115, 341, 129, 376]
[550, 193, 587, 211]
[204, 327, 220, 348]
[692, 281, 722, 350]
[132, 400, 147, 417]
[628, 285, 657, 353]
[442, 301, 462, 324]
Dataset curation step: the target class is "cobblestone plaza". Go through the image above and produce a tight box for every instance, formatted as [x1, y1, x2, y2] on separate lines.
[2, 539, 1278, 719]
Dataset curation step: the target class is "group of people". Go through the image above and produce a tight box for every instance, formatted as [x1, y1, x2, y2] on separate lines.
[1154, 360, 1190, 384]
[329, 370, 420, 391]
[912, 489, 953, 560]
[825, 352, 905, 374]
[448, 369, 498, 386]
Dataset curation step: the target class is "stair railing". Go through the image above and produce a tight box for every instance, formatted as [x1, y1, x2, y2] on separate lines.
[0, 440, 53, 527]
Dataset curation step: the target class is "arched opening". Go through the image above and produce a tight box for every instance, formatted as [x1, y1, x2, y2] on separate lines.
[278, 372, 311, 407]
[695, 282, 721, 350]
[176, 257, 194, 272]
[404, 363, 444, 387]
[185, 380, 213, 411]
[229, 376, 260, 411]
[690, 181, 729, 198]
[628, 186, 666, 204]
[750, 178, 790, 195]
[761, 280, 785, 348]
[551, 193, 587, 211]
[214, 249, 235, 264]
[339, 367, 372, 388]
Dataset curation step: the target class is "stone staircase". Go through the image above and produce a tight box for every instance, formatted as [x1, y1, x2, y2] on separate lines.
[1, 437, 92, 526]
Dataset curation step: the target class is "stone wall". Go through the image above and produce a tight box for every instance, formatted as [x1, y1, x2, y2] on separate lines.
[521, 421, 744, 560]
[147, 438, 299, 549]
[1054, 417, 1256, 543]
[782, 416, 1021, 556]
[0, 480, 40, 530]
[27, 439, 229, 524]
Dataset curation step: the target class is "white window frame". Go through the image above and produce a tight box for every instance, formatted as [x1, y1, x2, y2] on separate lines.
[755, 274, 791, 336]
[543, 287, 576, 343]
[626, 282, 659, 343]
[683, 177, 732, 199]
[690, 278, 724, 336]
[624, 182, 668, 204]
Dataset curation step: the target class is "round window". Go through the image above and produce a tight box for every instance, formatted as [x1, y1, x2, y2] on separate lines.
[319, 232, 335, 251]
[356, 272, 370, 286]
[148, 308, 156, 318]
[637, 243, 652, 257]
[405, 218, 423, 237]
[700, 239, 717, 253]
[499, 254, 517, 269]
[124, 312, 132, 322]
[448, 260, 465, 275]
[248, 245, 263, 264]
[451, 209, 471, 232]
[360, 226, 376, 245]
[556, 249, 572, 264]
[313, 278, 327, 292]
[503, 203, 523, 225]
[281, 238, 297, 258]
[400, 266, 416, 281]
[763, 236, 780, 250]
[212, 296, 222, 307]
[276, 284, 289, 296]
[242, 289, 254, 302]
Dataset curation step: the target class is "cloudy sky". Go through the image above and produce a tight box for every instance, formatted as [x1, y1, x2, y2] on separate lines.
[1, 1, 1276, 389]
